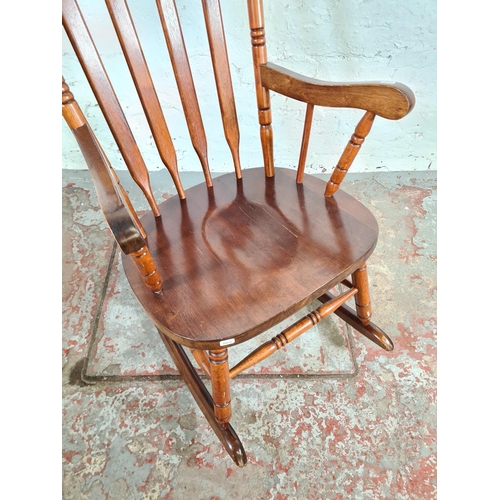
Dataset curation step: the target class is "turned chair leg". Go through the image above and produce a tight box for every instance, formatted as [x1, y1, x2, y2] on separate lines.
[208, 349, 232, 428]
[351, 262, 372, 326]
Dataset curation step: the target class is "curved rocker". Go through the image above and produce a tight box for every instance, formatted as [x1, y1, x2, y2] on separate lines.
[317, 292, 394, 351]
[158, 330, 247, 467]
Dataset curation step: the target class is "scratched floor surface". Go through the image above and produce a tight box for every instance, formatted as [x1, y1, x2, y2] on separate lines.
[62, 168, 436, 499]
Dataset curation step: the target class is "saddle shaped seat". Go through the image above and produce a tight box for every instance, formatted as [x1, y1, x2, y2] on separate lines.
[123, 167, 378, 350]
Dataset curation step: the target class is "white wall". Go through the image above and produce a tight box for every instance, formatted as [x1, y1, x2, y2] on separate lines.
[62, 0, 436, 174]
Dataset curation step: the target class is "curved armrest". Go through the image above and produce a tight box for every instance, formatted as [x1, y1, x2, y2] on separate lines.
[72, 124, 145, 255]
[261, 62, 415, 120]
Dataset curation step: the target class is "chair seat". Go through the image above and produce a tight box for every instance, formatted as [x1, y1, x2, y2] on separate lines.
[122, 167, 378, 349]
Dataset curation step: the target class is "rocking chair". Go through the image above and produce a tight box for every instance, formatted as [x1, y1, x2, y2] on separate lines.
[62, 0, 415, 467]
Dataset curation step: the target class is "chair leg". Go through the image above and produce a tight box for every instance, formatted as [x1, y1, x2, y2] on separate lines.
[157, 329, 247, 467]
[208, 349, 232, 428]
[351, 262, 372, 326]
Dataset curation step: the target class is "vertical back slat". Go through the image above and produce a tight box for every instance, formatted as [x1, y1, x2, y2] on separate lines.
[62, 0, 160, 216]
[247, 0, 274, 177]
[156, 0, 213, 187]
[201, 0, 242, 179]
[105, 0, 185, 199]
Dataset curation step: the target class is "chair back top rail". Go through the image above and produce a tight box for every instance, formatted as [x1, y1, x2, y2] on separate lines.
[155, 0, 213, 187]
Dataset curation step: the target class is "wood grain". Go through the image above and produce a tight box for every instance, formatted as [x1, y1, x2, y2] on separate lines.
[261, 62, 415, 120]
[62, 0, 160, 216]
[105, 0, 185, 199]
[156, 0, 212, 187]
[201, 0, 242, 178]
[122, 167, 379, 350]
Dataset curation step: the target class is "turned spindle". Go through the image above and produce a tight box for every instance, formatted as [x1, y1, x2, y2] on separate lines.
[325, 111, 375, 197]
[248, 0, 274, 176]
[229, 287, 358, 378]
[129, 246, 163, 293]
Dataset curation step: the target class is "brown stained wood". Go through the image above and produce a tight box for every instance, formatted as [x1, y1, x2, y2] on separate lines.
[317, 294, 394, 351]
[247, 0, 274, 176]
[62, 0, 160, 216]
[105, 0, 185, 199]
[201, 0, 242, 179]
[156, 0, 212, 187]
[351, 262, 372, 326]
[122, 167, 379, 350]
[158, 331, 247, 466]
[208, 349, 231, 427]
[229, 286, 357, 378]
[261, 62, 415, 120]
[325, 111, 375, 197]
[190, 349, 212, 378]
[129, 246, 163, 293]
[296, 103, 314, 183]
[63, 77, 148, 242]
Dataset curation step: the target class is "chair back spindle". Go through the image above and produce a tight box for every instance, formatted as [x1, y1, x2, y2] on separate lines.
[201, 0, 242, 179]
[156, 0, 213, 187]
[296, 103, 315, 183]
[105, 0, 186, 199]
[62, 0, 160, 216]
[64, 0, 252, 206]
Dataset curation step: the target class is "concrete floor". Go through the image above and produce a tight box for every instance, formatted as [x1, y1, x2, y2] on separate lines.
[62, 168, 436, 499]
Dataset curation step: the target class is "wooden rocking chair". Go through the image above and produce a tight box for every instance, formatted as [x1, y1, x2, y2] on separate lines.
[62, 0, 415, 467]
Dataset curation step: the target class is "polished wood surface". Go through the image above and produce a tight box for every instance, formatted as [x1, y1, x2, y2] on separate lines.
[122, 167, 379, 350]
[325, 111, 375, 196]
[247, 0, 274, 176]
[201, 0, 242, 179]
[62, 0, 160, 216]
[261, 62, 415, 120]
[229, 286, 357, 379]
[156, 0, 212, 187]
[105, 0, 185, 199]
